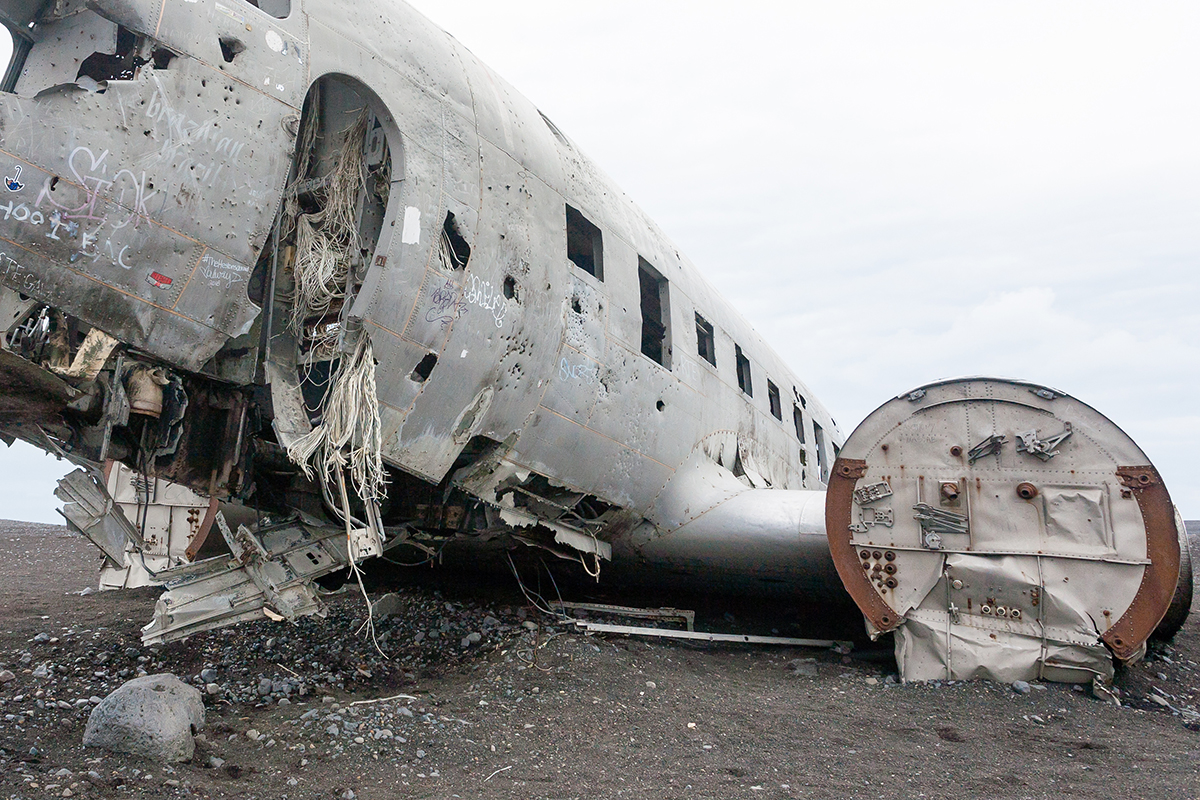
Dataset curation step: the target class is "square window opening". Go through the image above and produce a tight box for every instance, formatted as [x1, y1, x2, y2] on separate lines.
[735, 344, 752, 397]
[245, 0, 292, 19]
[814, 422, 828, 483]
[768, 380, 782, 420]
[638, 258, 669, 367]
[695, 313, 716, 367]
[565, 204, 603, 280]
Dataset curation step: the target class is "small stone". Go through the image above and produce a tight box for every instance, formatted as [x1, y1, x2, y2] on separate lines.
[413, 631, 425, 644]
[645, 681, 657, 689]
[787, 659, 818, 677]
[0, 669, 15, 683]
[208, 756, 225, 769]
[287, 777, 299, 786]
[33, 633, 50, 643]
[200, 669, 218, 683]
[206, 683, 222, 695]
[257, 679, 272, 696]
[246, 728, 261, 741]
[31, 663, 51, 679]
[865, 677, 879, 686]
[326, 724, 340, 736]
[55, 768, 72, 778]
[398, 706, 414, 718]
[416, 749, 426, 758]
[342, 790, 357, 800]
[278, 697, 291, 706]
[301, 709, 320, 720]
[1012, 681, 1032, 695]
[374, 729, 393, 740]
[1149, 694, 1171, 707]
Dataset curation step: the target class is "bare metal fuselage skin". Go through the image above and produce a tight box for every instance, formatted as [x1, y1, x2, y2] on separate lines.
[0, 1, 1188, 678]
[0, 0, 841, 593]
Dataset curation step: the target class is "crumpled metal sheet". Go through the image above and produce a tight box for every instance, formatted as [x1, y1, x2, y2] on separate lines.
[141, 513, 350, 645]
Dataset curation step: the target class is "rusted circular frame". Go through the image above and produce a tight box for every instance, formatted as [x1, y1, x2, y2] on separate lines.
[826, 458, 1182, 659]
[1104, 466, 1180, 660]
[825, 459, 903, 632]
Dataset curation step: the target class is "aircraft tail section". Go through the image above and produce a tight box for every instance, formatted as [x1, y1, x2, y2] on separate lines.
[826, 377, 1190, 683]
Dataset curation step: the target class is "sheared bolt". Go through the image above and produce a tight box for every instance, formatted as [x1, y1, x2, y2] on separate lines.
[941, 482, 959, 501]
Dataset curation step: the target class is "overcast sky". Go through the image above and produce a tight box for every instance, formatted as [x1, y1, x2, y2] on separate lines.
[0, 1, 1196, 522]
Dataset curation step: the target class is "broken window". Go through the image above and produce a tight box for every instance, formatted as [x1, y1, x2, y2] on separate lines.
[695, 313, 716, 367]
[793, 404, 806, 443]
[814, 421, 828, 483]
[638, 258, 669, 367]
[566, 205, 603, 280]
[440, 212, 471, 270]
[768, 380, 782, 420]
[735, 344, 752, 397]
[243, 0, 292, 19]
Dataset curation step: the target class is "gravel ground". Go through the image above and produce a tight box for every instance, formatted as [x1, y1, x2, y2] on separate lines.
[0, 520, 1197, 799]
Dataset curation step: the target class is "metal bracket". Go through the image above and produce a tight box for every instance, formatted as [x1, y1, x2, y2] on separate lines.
[967, 434, 1006, 464]
[914, 503, 969, 538]
[1016, 422, 1072, 461]
[853, 480, 893, 506]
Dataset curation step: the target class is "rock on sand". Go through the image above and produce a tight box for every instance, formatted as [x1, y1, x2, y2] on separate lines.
[83, 674, 205, 763]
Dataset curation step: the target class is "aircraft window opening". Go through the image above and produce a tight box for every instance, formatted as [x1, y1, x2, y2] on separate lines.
[243, 0, 292, 19]
[768, 380, 782, 420]
[695, 313, 716, 367]
[638, 258, 669, 367]
[410, 353, 438, 383]
[565, 205, 603, 280]
[814, 422, 828, 482]
[503, 275, 517, 300]
[793, 404, 806, 443]
[218, 36, 245, 63]
[440, 212, 471, 270]
[735, 344, 752, 397]
[151, 48, 176, 70]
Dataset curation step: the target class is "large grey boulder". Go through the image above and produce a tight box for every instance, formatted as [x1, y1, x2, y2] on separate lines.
[83, 674, 205, 762]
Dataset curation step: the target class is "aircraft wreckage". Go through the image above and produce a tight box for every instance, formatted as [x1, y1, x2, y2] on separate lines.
[0, 0, 1190, 683]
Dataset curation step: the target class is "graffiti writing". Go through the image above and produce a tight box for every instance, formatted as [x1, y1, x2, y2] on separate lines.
[425, 280, 468, 328]
[559, 358, 599, 384]
[198, 253, 250, 288]
[36, 146, 159, 230]
[146, 77, 247, 165]
[0, 252, 45, 297]
[463, 275, 508, 328]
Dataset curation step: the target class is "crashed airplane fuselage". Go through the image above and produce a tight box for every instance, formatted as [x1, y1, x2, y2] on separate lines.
[0, 0, 1188, 683]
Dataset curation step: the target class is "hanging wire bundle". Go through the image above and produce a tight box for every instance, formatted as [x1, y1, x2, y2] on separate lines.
[284, 101, 388, 511]
[286, 333, 386, 507]
[287, 109, 371, 337]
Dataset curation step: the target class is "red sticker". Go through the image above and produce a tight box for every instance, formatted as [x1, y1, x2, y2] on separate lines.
[147, 271, 173, 290]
